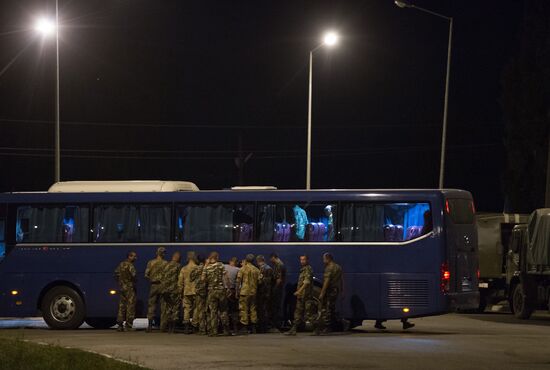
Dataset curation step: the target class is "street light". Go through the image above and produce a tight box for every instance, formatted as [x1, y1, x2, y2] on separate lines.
[306, 31, 339, 190]
[395, 0, 453, 189]
[34, 0, 61, 183]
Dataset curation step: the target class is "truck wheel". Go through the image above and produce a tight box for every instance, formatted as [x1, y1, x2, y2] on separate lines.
[512, 283, 534, 320]
[41, 286, 86, 329]
[85, 317, 117, 329]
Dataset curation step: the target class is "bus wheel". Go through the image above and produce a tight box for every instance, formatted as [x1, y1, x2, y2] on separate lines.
[85, 317, 117, 329]
[512, 283, 534, 320]
[41, 286, 86, 330]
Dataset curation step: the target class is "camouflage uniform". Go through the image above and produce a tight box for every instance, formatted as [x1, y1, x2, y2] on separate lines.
[293, 264, 314, 327]
[203, 261, 230, 335]
[257, 264, 273, 330]
[318, 261, 342, 330]
[178, 261, 198, 324]
[271, 259, 287, 328]
[161, 260, 182, 329]
[191, 263, 207, 334]
[145, 257, 168, 322]
[236, 263, 260, 326]
[114, 260, 137, 324]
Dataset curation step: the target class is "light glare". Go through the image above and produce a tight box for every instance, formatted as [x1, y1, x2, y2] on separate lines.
[34, 18, 55, 36]
[323, 32, 339, 47]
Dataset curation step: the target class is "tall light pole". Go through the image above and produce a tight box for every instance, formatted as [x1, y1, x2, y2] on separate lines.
[34, 0, 61, 183]
[395, 0, 453, 189]
[306, 31, 339, 190]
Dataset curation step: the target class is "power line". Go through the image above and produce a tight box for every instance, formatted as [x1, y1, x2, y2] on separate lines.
[0, 143, 502, 160]
[0, 117, 503, 129]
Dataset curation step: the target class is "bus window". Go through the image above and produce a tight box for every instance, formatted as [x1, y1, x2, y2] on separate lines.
[257, 203, 337, 242]
[16, 205, 89, 243]
[0, 219, 5, 260]
[93, 204, 170, 243]
[175, 204, 254, 242]
[340, 202, 431, 242]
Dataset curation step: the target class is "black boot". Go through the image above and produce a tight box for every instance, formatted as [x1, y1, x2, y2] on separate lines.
[116, 322, 124, 332]
[375, 320, 387, 330]
[402, 320, 415, 330]
[237, 323, 248, 336]
[284, 325, 297, 336]
[146, 319, 153, 333]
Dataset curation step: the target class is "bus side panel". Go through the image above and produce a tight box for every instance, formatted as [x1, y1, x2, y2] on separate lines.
[379, 273, 440, 320]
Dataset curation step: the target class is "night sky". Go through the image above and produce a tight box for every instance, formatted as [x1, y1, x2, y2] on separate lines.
[0, 1, 524, 211]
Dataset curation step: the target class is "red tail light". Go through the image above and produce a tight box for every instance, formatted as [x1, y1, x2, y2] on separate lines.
[445, 200, 451, 214]
[476, 268, 480, 279]
[469, 200, 476, 214]
[441, 262, 450, 293]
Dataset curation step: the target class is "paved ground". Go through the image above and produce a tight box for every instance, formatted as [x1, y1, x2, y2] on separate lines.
[1, 312, 550, 370]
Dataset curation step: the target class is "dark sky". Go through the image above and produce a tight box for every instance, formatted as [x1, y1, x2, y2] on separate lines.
[0, 0, 523, 211]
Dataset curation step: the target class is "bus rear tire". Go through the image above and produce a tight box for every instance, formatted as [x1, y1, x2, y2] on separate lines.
[512, 283, 534, 320]
[41, 286, 86, 330]
[85, 317, 117, 329]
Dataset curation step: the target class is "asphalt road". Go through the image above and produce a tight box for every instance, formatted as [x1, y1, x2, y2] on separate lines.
[1, 312, 550, 370]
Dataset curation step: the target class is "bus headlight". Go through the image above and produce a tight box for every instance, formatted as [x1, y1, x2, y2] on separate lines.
[11, 290, 19, 296]
[402, 307, 410, 313]
[109, 290, 116, 295]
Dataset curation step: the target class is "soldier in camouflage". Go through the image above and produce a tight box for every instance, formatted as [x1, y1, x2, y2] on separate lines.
[285, 255, 313, 336]
[313, 253, 343, 335]
[178, 251, 198, 334]
[236, 254, 260, 334]
[191, 254, 208, 335]
[114, 251, 137, 332]
[270, 253, 287, 332]
[255, 255, 273, 333]
[161, 251, 182, 333]
[145, 247, 168, 332]
[202, 251, 231, 336]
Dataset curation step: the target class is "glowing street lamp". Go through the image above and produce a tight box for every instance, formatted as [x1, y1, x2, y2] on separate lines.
[306, 31, 339, 190]
[34, 2, 61, 182]
[34, 18, 56, 36]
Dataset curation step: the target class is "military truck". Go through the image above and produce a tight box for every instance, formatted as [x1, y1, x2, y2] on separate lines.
[476, 213, 529, 312]
[507, 209, 550, 319]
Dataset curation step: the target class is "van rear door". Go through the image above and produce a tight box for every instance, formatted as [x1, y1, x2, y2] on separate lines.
[445, 197, 479, 299]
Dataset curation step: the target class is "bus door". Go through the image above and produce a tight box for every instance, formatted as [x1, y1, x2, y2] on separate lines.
[444, 198, 478, 294]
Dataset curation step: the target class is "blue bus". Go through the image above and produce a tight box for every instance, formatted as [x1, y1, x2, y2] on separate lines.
[0, 181, 479, 329]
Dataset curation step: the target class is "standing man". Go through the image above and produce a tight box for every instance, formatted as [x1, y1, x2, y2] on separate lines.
[285, 255, 313, 336]
[255, 255, 273, 333]
[224, 256, 240, 333]
[236, 254, 260, 334]
[270, 253, 287, 332]
[202, 251, 231, 336]
[144, 247, 168, 332]
[114, 251, 137, 332]
[191, 254, 208, 335]
[178, 251, 198, 334]
[313, 253, 343, 335]
[162, 251, 182, 333]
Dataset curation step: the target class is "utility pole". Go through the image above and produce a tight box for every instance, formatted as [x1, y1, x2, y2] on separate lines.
[546, 131, 550, 207]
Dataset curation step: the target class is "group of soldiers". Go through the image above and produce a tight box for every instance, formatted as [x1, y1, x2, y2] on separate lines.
[114, 247, 346, 336]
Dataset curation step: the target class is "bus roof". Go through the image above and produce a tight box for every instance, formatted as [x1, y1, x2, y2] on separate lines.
[0, 187, 472, 204]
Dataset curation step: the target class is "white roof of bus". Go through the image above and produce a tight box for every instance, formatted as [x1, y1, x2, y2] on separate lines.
[48, 181, 199, 193]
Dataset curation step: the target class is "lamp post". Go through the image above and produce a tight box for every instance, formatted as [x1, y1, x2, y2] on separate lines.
[306, 31, 339, 190]
[34, 0, 60, 183]
[395, 0, 452, 189]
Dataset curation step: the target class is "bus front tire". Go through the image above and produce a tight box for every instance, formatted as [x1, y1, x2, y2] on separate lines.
[41, 286, 86, 330]
[85, 317, 117, 329]
[511, 283, 534, 320]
